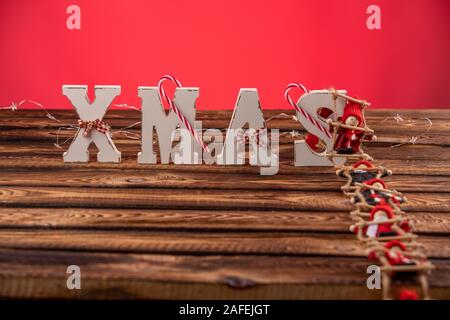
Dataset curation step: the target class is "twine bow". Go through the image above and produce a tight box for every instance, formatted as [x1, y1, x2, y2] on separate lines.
[78, 119, 110, 137]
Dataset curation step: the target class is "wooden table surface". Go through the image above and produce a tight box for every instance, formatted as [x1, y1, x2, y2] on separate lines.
[0, 109, 449, 299]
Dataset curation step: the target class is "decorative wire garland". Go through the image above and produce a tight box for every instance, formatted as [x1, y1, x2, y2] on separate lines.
[378, 114, 433, 148]
[1, 100, 433, 149]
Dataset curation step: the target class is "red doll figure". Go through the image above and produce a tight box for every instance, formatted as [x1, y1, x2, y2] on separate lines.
[364, 178, 406, 205]
[368, 240, 431, 300]
[364, 204, 411, 239]
[384, 241, 417, 266]
[368, 240, 416, 266]
[365, 204, 396, 238]
[399, 289, 419, 300]
[351, 177, 387, 205]
[352, 160, 373, 170]
[334, 101, 365, 154]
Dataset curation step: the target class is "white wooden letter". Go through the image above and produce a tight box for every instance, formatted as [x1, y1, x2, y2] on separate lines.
[202, 128, 223, 165]
[218, 89, 265, 165]
[62, 85, 121, 163]
[138, 87, 201, 164]
[218, 89, 278, 174]
[294, 90, 347, 166]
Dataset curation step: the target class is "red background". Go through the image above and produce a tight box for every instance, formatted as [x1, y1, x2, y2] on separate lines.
[1, 0, 449, 110]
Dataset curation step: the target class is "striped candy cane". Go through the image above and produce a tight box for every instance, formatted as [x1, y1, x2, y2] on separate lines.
[284, 83, 332, 139]
[158, 75, 210, 153]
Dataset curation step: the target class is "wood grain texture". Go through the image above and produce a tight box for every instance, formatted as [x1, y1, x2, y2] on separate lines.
[0, 229, 449, 258]
[1, 157, 450, 176]
[0, 109, 449, 299]
[0, 208, 448, 234]
[1, 169, 449, 192]
[1, 186, 449, 213]
[1, 249, 449, 299]
[0, 140, 449, 163]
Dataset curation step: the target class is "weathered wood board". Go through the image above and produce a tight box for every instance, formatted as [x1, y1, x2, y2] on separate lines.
[0, 109, 449, 299]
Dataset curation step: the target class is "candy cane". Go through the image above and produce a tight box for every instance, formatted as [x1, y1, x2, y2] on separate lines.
[284, 83, 332, 139]
[158, 75, 210, 153]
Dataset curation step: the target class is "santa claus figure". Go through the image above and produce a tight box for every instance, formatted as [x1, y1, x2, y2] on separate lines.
[352, 178, 406, 206]
[365, 205, 396, 238]
[337, 160, 392, 196]
[364, 204, 411, 238]
[368, 240, 416, 266]
[368, 240, 430, 299]
[384, 241, 417, 266]
[346, 160, 378, 184]
[353, 159, 373, 170]
[352, 177, 387, 205]
[334, 101, 365, 154]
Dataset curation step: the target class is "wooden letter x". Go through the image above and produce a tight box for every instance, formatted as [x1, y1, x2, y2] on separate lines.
[62, 85, 121, 163]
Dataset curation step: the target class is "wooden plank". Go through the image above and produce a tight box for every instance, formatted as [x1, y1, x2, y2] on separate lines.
[0, 229, 448, 258]
[0, 249, 374, 285]
[0, 249, 449, 299]
[2, 128, 449, 147]
[0, 207, 448, 234]
[0, 139, 448, 162]
[0, 143, 448, 177]
[0, 169, 449, 193]
[0, 186, 449, 212]
[0, 155, 449, 176]
[0, 109, 448, 300]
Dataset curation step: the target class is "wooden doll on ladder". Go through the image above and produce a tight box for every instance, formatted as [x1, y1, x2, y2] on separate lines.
[327, 97, 376, 162]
